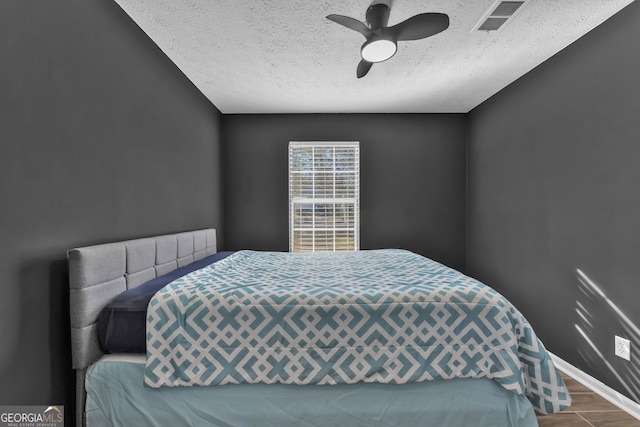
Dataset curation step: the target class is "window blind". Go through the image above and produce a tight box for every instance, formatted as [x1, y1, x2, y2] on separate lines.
[289, 141, 360, 252]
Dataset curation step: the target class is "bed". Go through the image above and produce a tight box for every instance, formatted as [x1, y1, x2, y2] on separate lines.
[68, 228, 570, 426]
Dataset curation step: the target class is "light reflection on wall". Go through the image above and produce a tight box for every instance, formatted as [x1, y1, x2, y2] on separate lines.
[575, 268, 640, 402]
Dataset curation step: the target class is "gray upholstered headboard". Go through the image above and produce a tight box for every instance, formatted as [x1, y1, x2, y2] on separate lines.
[67, 228, 217, 370]
[68, 228, 217, 426]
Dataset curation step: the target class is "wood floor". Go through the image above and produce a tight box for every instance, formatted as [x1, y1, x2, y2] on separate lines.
[536, 370, 640, 427]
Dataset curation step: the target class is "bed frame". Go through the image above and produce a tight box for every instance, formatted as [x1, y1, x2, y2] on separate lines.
[67, 228, 217, 427]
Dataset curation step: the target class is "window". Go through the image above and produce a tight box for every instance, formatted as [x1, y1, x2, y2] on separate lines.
[289, 141, 360, 252]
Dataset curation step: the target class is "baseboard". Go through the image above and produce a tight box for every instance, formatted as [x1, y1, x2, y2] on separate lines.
[549, 352, 640, 420]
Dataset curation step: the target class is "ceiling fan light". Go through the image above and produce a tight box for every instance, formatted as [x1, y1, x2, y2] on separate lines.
[361, 39, 397, 63]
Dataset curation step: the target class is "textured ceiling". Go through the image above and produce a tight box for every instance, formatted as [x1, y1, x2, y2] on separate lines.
[113, 0, 634, 113]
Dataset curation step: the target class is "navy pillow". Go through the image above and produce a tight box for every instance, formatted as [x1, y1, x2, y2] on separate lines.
[98, 251, 234, 353]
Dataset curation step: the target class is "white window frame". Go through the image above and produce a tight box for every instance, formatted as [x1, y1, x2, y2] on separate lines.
[288, 141, 360, 252]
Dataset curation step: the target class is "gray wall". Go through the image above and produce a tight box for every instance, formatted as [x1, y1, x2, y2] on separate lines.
[223, 114, 467, 270]
[0, 0, 223, 417]
[468, 2, 640, 403]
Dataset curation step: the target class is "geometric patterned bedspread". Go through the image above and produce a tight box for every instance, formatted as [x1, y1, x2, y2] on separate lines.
[145, 249, 571, 414]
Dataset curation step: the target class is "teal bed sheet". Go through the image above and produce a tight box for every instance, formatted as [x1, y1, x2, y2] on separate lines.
[86, 355, 538, 427]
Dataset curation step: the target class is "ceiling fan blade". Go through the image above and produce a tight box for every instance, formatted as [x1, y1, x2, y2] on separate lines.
[326, 14, 373, 38]
[357, 60, 373, 78]
[386, 13, 449, 41]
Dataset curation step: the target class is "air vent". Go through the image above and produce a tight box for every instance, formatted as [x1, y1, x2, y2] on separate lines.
[491, 1, 524, 17]
[471, 0, 528, 33]
[478, 17, 509, 32]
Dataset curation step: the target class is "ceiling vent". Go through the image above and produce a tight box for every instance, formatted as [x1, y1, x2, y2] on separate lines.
[471, 0, 529, 33]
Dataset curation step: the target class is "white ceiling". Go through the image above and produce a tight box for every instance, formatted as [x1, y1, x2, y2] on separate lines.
[114, 0, 634, 114]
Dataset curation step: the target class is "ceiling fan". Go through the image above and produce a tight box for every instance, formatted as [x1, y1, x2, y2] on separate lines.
[326, 1, 449, 78]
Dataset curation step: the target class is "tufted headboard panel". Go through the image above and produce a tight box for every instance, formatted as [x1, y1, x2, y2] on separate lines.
[67, 228, 217, 370]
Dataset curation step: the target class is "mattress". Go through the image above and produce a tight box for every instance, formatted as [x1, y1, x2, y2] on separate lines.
[145, 249, 570, 414]
[86, 355, 539, 427]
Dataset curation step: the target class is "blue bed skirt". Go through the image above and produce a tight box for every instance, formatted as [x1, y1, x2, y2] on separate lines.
[86, 355, 538, 427]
